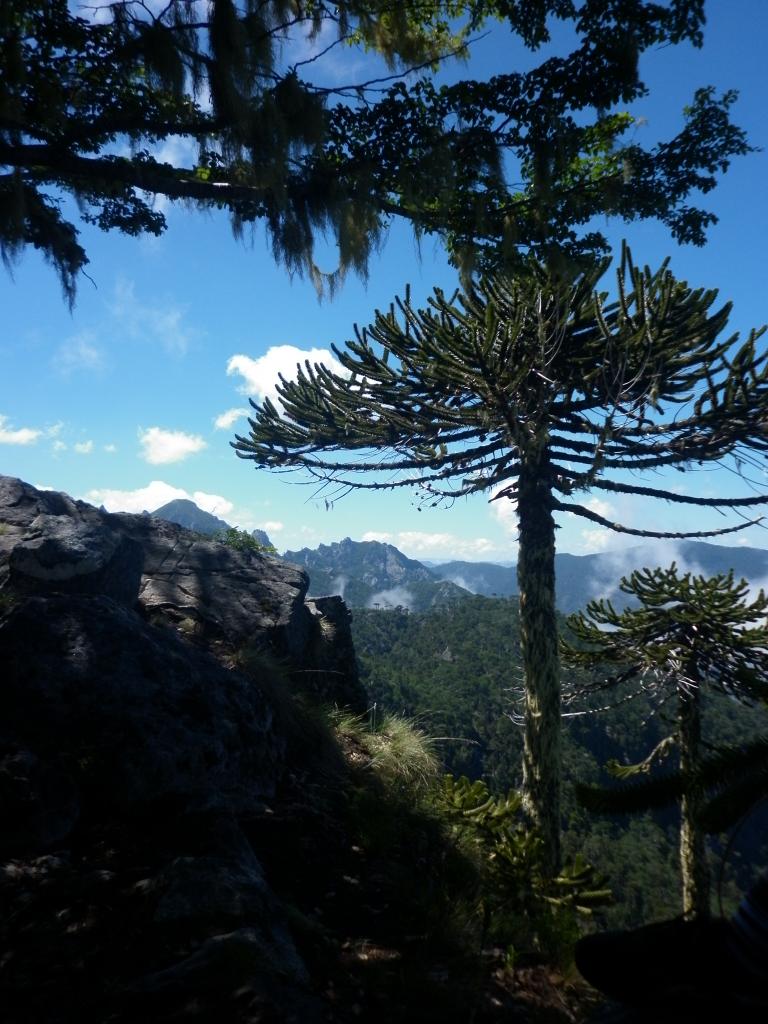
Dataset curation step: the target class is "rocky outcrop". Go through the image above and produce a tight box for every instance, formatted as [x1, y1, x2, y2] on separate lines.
[0, 475, 364, 1022]
[0, 478, 145, 604]
[0, 475, 365, 702]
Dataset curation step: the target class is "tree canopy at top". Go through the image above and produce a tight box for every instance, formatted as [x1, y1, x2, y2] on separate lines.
[0, 0, 753, 303]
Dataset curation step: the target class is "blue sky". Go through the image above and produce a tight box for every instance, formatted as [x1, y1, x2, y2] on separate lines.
[2, 2, 767, 563]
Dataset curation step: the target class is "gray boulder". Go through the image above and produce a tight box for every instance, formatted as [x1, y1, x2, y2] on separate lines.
[121, 511, 312, 661]
[0, 476, 143, 605]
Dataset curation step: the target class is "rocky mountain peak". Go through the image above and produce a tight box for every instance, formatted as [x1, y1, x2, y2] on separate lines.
[151, 496, 272, 549]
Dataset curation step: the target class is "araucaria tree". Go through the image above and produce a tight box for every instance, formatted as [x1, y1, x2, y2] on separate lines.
[562, 567, 768, 917]
[233, 250, 768, 873]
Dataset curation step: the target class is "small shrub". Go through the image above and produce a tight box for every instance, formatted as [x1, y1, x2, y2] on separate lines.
[435, 775, 611, 966]
[214, 527, 276, 555]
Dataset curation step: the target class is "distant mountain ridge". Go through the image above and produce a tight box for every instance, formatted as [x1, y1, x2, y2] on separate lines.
[148, 503, 768, 614]
[432, 540, 768, 613]
[151, 499, 272, 549]
[282, 538, 470, 611]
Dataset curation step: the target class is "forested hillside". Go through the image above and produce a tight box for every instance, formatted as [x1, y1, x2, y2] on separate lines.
[352, 597, 768, 927]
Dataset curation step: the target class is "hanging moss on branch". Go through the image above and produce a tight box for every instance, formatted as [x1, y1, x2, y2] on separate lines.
[1, 2, 753, 302]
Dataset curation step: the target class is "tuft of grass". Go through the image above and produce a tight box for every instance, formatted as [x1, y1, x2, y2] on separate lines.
[330, 710, 440, 794]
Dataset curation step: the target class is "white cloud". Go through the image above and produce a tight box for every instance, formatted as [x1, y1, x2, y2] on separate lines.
[52, 440, 67, 453]
[54, 331, 105, 374]
[226, 345, 348, 410]
[214, 407, 250, 430]
[0, 414, 41, 445]
[104, 444, 117, 454]
[571, 499, 619, 553]
[83, 482, 268, 536]
[86, 481, 233, 517]
[585, 496, 616, 520]
[578, 538, 712, 605]
[367, 586, 414, 611]
[152, 134, 198, 169]
[399, 531, 497, 559]
[87, 481, 189, 513]
[360, 529, 497, 561]
[261, 520, 284, 532]
[74, 440, 94, 455]
[138, 426, 207, 465]
[111, 279, 199, 356]
[489, 483, 517, 534]
[579, 527, 615, 553]
[191, 491, 234, 517]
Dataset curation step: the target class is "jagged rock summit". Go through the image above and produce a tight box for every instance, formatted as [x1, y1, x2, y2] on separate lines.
[283, 536, 471, 610]
[0, 475, 364, 1022]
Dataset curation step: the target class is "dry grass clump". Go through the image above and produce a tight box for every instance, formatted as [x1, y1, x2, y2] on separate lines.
[331, 709, 440, 793]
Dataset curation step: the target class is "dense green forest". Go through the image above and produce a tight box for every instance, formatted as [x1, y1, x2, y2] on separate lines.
[351, 597, 768, 927]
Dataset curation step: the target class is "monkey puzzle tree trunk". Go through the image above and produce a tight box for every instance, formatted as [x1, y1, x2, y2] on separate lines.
[678, 681, 709, 917]
[517, 452, 561, 876]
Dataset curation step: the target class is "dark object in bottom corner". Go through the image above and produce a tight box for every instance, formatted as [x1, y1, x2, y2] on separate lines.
[575, 916, 767, 1021]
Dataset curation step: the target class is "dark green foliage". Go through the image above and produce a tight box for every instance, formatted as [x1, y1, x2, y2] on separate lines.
[352, 598, 768, 926]
[2, 2, 753, 300]
[563, 566, 768, 698]
[354, 596, 525, 785]
[236, 253, 768, 526]
[577, 732, 768, 836]
[327, 3, 753, 278]
[215, 525, 277, 555]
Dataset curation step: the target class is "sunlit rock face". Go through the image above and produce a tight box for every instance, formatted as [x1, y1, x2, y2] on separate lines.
[0, 475, 363, 1023]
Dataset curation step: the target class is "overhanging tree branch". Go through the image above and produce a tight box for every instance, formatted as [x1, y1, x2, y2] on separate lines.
[1, 1, 754, 301]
